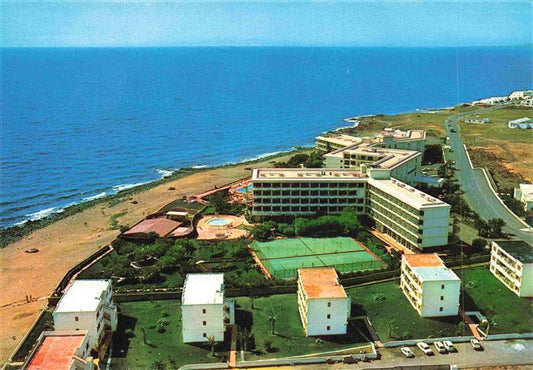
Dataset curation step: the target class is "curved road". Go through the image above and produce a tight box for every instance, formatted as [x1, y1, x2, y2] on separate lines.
[444, 107, 533, 243]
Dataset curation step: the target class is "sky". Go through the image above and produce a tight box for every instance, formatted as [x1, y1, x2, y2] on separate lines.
[1, 1, 531, 47]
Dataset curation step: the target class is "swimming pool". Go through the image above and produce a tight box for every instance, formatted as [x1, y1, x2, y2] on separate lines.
[207, 218, 232, 226]
[236, 184, 253, 193]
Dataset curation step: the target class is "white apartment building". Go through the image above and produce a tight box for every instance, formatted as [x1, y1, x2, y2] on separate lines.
[375, 128, 426, 152]
[508, 117, 532, 129]
[181, 273, 235, 343]
[316, 134, 364, 152]
[23, 331, 94, 370]
[297, 268, 350, 336]
[53, 280, 118, 351]
[490, 240, 533, 298]
[514, 183, 533, 212]
[400, 254, 460, 317]
[251, 168, 450, 250]
[509, 90, 533, 100]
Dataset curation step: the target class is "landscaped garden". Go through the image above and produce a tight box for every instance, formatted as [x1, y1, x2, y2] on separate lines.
[235, 294, 372, 360]
[461, 266, 533, 334]
[110, 300, 228, 368]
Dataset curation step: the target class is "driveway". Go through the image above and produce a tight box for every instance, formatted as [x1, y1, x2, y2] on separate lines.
[444, 107, 533, 243]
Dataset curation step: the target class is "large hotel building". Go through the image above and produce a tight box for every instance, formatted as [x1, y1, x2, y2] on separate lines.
[251, 167, 450, 250]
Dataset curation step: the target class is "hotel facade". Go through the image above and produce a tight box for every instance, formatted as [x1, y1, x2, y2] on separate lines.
[400, 254, 460, 317]
[251, 168, 450, 250]
[297, 268, 350, 336]
[181, 273, 235, 343]
[489, 240, 533, 298]
[52, 280, 118, 352]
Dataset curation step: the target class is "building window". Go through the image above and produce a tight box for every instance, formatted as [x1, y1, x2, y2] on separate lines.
[203, 333, 207, 338]
[326, 326, 331, 331]
[441, 284, 445, 289]
[75, 316, 79, 322]
[440, 296, 444, 301]
[203, 321, 207, 326]
[202, 309, 207, 314]
[327, 302, 331, 307]
[327, 314, 331, 319]
[439, 307, 443, 312]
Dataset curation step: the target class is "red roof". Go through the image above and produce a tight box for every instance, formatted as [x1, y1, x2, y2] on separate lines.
[403, 253, 444, 267]
[27, 334, 86, 370]
[123, 218, 181, 237]
[298, 267, 347, 299]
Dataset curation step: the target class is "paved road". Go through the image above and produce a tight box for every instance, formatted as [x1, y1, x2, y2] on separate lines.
[444, 107, 533, 243]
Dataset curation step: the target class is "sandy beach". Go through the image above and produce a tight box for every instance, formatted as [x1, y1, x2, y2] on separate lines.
[0, 153, 297, 363]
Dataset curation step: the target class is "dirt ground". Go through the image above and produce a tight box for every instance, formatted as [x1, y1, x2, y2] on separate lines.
[0, 154, 294, 363]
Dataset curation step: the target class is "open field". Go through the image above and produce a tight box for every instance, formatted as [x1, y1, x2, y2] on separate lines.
[460, 105, 533, 189]
[251, 237, 386, 279]
[0, 150, 306, 363]
[346, 281, 462, 341]
[460, 267, 533, 334]
[110, 300, 227, 368]
[236, 295, 372, 361]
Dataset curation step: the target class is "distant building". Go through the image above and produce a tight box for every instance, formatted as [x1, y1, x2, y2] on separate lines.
[23, 331, 95, 370]
[251, 168, 450, 250]
[472, 96, 509, 105]
[514, 184, 533, 212]
[464, 117, 490, 124]
[297, 268, 350, 336]
[181, 273, 235, 343]
[315, 134, 364, 152]
[53, 280, 118, 352]
[400, 254, 460, 317]
[520, 98, 533, 108]
[508, 117, 532, 129]
[376, 128, 426, 152]
[509, 90, 533, 100]
[490, 240, 533, 298]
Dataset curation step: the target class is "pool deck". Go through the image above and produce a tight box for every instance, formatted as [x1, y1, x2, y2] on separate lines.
[196, 214, 250, 240]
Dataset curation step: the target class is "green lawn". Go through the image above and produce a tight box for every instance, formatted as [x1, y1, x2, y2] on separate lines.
[236, 295, 371, 360]
[460, 267, 533, 334]
[110, 300, 228, 369]
[346, 281, 462, 341]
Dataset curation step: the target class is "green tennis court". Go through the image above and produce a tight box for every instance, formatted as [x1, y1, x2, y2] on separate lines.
[252, 237, 385, 279]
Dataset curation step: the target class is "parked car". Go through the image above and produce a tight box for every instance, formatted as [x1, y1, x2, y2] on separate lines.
[443, 341, 456, 352]
[400, 347, 415, 358]
[416, 342, 434, 355]
[470, 339, 483, 351]
[434, 341, 447, 354]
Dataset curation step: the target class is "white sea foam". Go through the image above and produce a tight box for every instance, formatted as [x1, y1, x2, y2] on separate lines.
[156, 169, 174, 178]
[239, 150, 285, 163]
[112, 182, 149, 193]
[82, 192, 107, 202]
[191, 165, 209, 169]
[26, 206, 66, 221]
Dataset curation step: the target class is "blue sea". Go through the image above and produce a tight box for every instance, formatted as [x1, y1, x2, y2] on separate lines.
[1, 47, 531, 227]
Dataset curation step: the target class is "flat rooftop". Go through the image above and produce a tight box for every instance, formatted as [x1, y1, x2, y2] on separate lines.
[368, 177, 448, 209]
[298, 267, 347, 299]
[252, 168, 366, 181]
[404, 253, 459, 282]
[55, 280, 110, 313]
[403, 253, 444, 267]
[182, 273, 225, 305]
[27, 333, 86, 370]
[493, 240, 533, 264]
[316, 134, 363, 147]
[379, 128, 426, 141]
[518, 184, 533, 202]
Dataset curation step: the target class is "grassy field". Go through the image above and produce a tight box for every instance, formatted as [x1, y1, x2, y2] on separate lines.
[460, 267, 533, 334]
[110, 300, 228, 369]
[346, 281, 463, 341]
[460, 105, 533, 189]
[236, 295, 372, 360]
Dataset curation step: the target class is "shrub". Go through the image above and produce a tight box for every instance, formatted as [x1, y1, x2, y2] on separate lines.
[125, 328, 136, 338]
[471, 238, 487, 253]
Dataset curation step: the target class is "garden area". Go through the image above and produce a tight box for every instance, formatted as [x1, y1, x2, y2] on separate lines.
[109, 300, 228, 369]
[461, 267, 533, 334]
[78, 237, 267, 291]
[235, 294, 373, 361]
[346, 281, 463, 341]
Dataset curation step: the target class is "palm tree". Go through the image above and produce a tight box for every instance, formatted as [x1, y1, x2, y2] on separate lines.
[206, 335, 218, 358]
[267, 308, 279, 336]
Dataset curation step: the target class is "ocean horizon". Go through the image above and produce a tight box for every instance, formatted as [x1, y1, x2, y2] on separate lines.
[1, 46, 531, 228]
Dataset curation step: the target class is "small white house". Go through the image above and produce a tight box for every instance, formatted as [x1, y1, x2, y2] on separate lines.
[514, 184, 533, 212]
[508, 117, 532, 129]
[297, 268, 350, 336]
[464, 117, 490, 124]
[53, 280, 118, 351]
[400, 254, 460, 317]
[181, 273, 235, 343]
[490, 240, 533, 297]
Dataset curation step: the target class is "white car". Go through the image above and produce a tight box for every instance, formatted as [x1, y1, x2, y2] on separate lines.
[470, 338, 483, 351]
[400, 346, 415, 358]
[443, 341, 456, 352]
[416, 342, 434, 355]
[433, 341, 447, 354]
